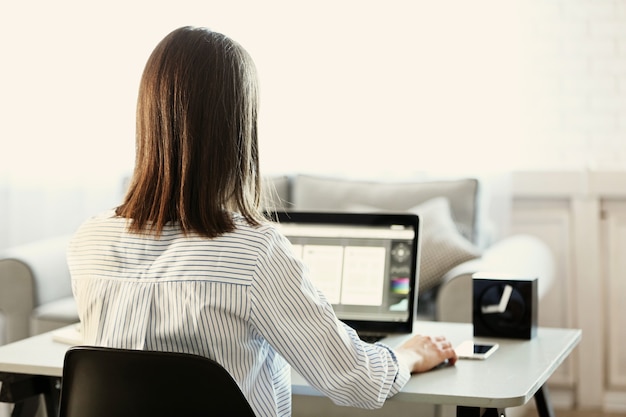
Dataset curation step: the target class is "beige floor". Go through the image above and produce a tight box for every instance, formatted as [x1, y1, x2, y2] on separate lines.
[528, 409, 626, 417]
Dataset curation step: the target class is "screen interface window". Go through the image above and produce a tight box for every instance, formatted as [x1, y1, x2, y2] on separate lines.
[277, 222, 415, 323]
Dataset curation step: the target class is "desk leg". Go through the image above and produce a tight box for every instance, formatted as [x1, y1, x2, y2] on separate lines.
[10, 398, 39, 417]
[457, 407, 506, 417]
[534, 385, 555, 417]
[0, 374, 61, 417]
[42, 378, 61, 417]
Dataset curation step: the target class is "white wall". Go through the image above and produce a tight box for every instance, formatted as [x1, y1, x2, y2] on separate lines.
[2, 0, 626, 248]
[4, 0, 626, 180]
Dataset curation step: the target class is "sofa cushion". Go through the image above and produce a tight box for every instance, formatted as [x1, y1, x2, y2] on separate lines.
[348, 198, 481, 293]
[292, 174, 480, 244]
[30, 296, 79, 335]
[410, 198, 482, 291]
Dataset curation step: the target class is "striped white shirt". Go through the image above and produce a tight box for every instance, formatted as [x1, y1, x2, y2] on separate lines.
[67, 210, 410, 417]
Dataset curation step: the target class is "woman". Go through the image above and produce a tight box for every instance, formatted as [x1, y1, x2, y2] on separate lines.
[67, 26, 457, 417]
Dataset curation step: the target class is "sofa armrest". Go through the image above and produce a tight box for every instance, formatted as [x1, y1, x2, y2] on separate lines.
[0, 258, 35, 343]
[435, 234, 555, 323]
[0, 235, 73, 344]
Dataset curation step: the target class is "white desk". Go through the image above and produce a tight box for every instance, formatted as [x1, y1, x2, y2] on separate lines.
[294, 321, 581, 417]
[0, 321, 581, 417]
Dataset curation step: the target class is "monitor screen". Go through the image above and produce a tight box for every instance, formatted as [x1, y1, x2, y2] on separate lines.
[271, 211, 420, 332]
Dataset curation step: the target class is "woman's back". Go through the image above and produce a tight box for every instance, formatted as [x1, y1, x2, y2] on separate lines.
[69, 210, 296, 415]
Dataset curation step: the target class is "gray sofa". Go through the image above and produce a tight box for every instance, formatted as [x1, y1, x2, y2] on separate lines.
[0, 174, 555, 346]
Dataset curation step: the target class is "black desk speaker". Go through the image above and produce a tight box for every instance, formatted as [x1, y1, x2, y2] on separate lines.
[472, 274, 538, 340]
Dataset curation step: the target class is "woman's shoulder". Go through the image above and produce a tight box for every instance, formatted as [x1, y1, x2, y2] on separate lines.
[72, 210, 284, 247]
[70, 209, 126, 242]
[75, 209, 122, 230]
[232, 213, 284, 240]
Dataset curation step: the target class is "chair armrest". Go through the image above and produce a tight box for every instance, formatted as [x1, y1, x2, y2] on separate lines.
[435, 234, 555, 323]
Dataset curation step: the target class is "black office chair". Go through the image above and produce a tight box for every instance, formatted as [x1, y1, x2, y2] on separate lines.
[58, 346, 257, 417]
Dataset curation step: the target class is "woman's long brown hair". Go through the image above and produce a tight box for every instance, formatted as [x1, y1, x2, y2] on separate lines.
[117, 26, 264, 238]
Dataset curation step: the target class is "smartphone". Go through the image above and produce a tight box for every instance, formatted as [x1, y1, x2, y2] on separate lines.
[455, 340, 499, 360]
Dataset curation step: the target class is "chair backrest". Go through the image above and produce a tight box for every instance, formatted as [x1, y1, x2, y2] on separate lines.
[58, 346, 257, 417]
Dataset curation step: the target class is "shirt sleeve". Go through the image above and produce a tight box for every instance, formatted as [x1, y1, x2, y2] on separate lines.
[249, 226, 410, 409]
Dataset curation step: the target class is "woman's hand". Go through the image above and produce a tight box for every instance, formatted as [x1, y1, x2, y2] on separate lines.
[394, 334, 458, 373]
